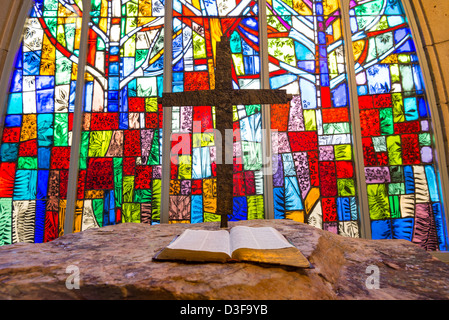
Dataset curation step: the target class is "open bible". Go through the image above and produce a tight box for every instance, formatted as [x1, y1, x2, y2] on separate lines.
[153, 226, 310, 268]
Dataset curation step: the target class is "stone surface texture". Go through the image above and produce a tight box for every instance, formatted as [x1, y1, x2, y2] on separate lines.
[0, 219, 448, 300]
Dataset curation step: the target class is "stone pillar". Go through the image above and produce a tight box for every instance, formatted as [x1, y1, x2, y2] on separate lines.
[411, 0, 449, 174]
[0, 0, 26, 77]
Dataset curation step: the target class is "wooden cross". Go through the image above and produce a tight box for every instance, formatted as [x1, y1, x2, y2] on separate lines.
[159, 36, 292, 228]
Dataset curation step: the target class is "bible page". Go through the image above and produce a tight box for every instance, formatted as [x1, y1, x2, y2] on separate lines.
[167, 229, 231, 255]
[229, 226, 294, 252]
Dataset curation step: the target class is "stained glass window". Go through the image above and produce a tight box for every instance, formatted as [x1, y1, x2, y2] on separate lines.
[0, 0, 84, 245]
[73, 0, 164, 231]
[268, 0, 360, 237]
[350, 0, 447, 250]
[0, 0, 447, 251]
[169, 0, 264, 223]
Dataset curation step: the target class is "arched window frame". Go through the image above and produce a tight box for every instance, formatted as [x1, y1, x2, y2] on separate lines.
[0, 0, 448, 257]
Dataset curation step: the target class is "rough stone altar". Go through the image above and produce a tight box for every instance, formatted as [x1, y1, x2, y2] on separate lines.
[158, 36, 292, 227]
[0, 219, 448, 300]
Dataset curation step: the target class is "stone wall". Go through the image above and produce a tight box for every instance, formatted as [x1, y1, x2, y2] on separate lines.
[0, 0, 26, 77]
[410, 0, 449, 174]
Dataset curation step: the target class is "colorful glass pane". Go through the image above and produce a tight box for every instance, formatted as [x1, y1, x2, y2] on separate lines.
[170, 0, 263, 223]
[74, 0, 164, 231]
[350, 0, 447, 250]
[0, 0, 83, 244]
[268, 0, 360, 237]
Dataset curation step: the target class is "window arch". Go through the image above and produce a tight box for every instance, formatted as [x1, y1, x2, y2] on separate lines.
[0, 0, 448, 252]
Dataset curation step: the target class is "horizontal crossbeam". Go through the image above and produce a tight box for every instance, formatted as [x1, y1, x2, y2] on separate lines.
[158, 89, 292, 107]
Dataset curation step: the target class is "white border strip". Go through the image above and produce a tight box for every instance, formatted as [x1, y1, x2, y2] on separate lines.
[64, 0, 92, 234]
[160, 1, 173, 224]
[259, 0, 275, 220]
[341, 0, 372, 239]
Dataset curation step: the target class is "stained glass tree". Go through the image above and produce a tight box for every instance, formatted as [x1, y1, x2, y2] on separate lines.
[267, 0, 360, 237]
[169, 0, 266, 223]
[0, 0, 84, 244]
[73, 0, 165, 231]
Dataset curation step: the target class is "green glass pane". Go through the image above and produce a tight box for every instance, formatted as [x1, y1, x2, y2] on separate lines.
[54, 113, 69, 147]
[390, 64, 400, 83]
[367, 184, 390, 220]
[400, 65, 414, 92]
[123, 176, 135, 203]
[334, 144, 352, 161]
[204, 211, 220, 222]
[419, 133, 431, 146]
[380, 108, 394, 135]
[44, 17, 58, 37]
[304, 110, 316, 131]
[389, 195, 401, 219]
[398, 54, 411, 63]
[267, 38, 296, 66]
[242, 141, 262, 171]
[389, 166, 403, 183]
[245, 105, 261, 116]
[136, 49, 149, 68]
[387, 135, 402, 165]
[151, 179, 161, 221]
[134, 189, 152, 203]
[178, 155, 192, 180]
[354, 0, 384, 15]
[0, 199, 12, 245]
[17, 157, 38, 170]
[375, 32, 393, 57]
[88, 131, 112, 157]
[122, 203, 140, 223]
[113, 158, 123, 207]
[192, 31, 206, 59]
[392, 93, 405, 122]
[57, 24, 67, 47]
[79, 131, 90, 169]
[148, 129, 160, 165]
[93, 198, 103, 227]
[323, 122, 350, 134]
[247, 195, 264, 220]
[55, 53, 72, 85]
[388, 183, 405, 195]
[338, 179, 355, 197]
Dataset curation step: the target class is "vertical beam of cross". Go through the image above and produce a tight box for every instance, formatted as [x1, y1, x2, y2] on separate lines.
[214, 38, 234, 228]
